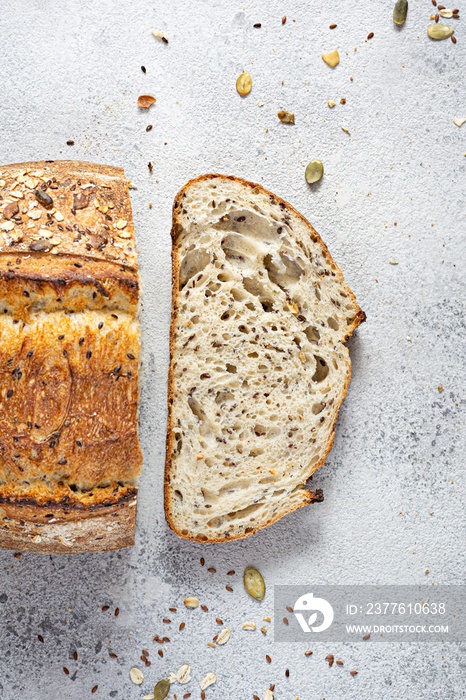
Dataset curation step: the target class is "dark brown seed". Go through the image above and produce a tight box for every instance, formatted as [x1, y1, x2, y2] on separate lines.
[266, 655, 272, 663]
[201, 604, 209, 612]
[38, 634, 44, 643]
[73, 193, 89, 211]
[142, 649, 149, 656]
[7, 389, 13, 398]
[326, 654, 335, 667]
[432, 0, 437, 5]
[2, 201, 19, 220]
[73, 651, 78, 661]
[285, 669, 290, 677]
[363, 633, 371, 640]
[435, 13, 440, 21]
[92, 685, 98, 693]
[127, 353, 135, 360]
[226, 585, 233, 592]
[63, 667, 69, 675]
[367, 31, 374, 39]
[114, 608, 119, 617]
[86, 351, 92, 359]
[162, 636, 170, 643]
[200, 557, 205, 566]
[158, 649, 164, 658]
[66, 140, 74, 146]
[201, 692, 206, 700]
[146, 124, 153, 132]
[286, 605, 293, 613]
[101, 605, 109, 611]
[216, 618, 223, 625]
[453, 7, 459, 13]
[14, 552, 21, 558]
[282, 15, 286, 24]
[227, 570, 235, 575]
[98, 322, 103, 329]
[207, 567, 216, 574]
[451, 35, 457, 42]
[183, 694, 191, 698]
[438, 4, 445, 8]
[169, 608, 177, 613]
[329, 23, 337, 28]
[283, 616, 289, 625]
[350, 670, 359, 676]
[253, 22, 262, 27]
[162, 618, 171, 623]
[141, 65, 147, 73]
[161, 36, 168, 43]
[179, 622, 186, 631]
[340, 98, 347, 104]
[34, 190, 53, 209]
[305, 650, 313, 656]
[109, 652, 118, 658]
[336, 660, 344, 666]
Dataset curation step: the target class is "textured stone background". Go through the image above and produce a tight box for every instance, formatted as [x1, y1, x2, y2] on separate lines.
[0, 0, 465, 698]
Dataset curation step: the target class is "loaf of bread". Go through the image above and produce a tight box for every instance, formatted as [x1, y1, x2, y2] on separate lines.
[165, 175, 365, 542]
[0, 161, 142, 553]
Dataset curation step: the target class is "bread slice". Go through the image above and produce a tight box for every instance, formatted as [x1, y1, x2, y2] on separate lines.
[165, 174, 365, 542]
[0, 161, 142, 553]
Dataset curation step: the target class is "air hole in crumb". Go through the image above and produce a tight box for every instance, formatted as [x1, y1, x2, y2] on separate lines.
[174, 489, 184, 502]
[327, 317, 339, 331]
[226, 363, 237, 373]
[312, 402, 326, 415]
[254, 424, 266, 436]
[312, 356, 329, 382]
[304, 326, 320, 344]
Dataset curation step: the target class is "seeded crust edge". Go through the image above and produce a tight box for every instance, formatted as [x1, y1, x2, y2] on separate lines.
[164, 174, 366, 543]
[0, 160, 141, 554]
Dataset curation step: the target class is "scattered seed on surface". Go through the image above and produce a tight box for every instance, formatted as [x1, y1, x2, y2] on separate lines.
[162, 618, 171, 623]
[427, 23, 454, 38]
[285, 668, 290, 677]
[200, 672, 217, 690]
[367, 31, 374, 39]
[322, 50, 340, 67]
[329, 23, 337, 28]
[282, 16, 287, 24]
[340, 97, 347, 104]
[130, 667, 144, 685]
[283, 616, 289, 625]
[141, 65, 146, 73]
[328, 100, 336, 108]
[326, 654, 335, 667]
[179, 622, 186, 631]
[66, 140, 74, 146]
[260, 626, 267, 635]
[227, 570, 235, 575]
[63, 667, 69, 675]
[226, 585, 233, 592]
[101, 605, 109, 612]
[266, 654, 272, 663]
[152, 29, 168, 43]
[254, 22, 262, 28]
[109, 652, 118, 659]
[451, 34, 457, 42]
[305, 160, 324, 184]
[200, 557, 205, 566]
[201, 604, 209, 612]
[146, 124, 153, 131]
[243, 566, 266, 600]
[236, 71, 253, 96]
[305, 650, 313, 657]
[91, 686, 98, 694]
[38, 634, 44, 643]
[217, 627, 231, 645]
[137, 94, 156, 109]
[277, 110, 295, 124]
[176, 664, 191, 684]
[350, 670, 359, 676]
[184, 596, 200, 608]
[153, 678, 171, 700]
[34, 190, 53, 209]
[207, 567, 216, 574]
[242, 621, 256, 630]
[363, 633, 371, 640]
[439, 8, 454, 16]
[114, 608, 119, 617]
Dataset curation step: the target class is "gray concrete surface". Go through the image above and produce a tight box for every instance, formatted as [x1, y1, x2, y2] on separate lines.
[0, 0, 465, 698]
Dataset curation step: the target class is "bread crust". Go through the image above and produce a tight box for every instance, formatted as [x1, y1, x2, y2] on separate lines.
[0, 161, 142, 553]
[164, 174, 365, 543]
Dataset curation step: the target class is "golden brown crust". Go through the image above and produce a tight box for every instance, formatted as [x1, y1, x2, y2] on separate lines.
[164, 174, 365, 543]
[0, 161, 142, 553]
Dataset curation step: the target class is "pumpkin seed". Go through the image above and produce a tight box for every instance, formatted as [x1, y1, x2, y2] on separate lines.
[277, 110, 295, 124]
[137, 94, 156, 109]
[153, 678, 170, 700]
[236, 71, 252, 96]
[393, 0, 408, 25]
[322, 50, 340, 67]
[427, 23, 454, 38]
[305, 160, 324, 184]
[243, 566, 266, 600]
[34, 190, 53, 209]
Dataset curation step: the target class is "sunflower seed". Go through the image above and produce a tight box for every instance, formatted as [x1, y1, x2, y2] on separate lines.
[216, 627, 231, 645]
[115, 218, 128, 229]
[2, 201, 19, 220]
[322, 50, 340, 67]
[200, 672, 217, 690]
[129, 667, 144, 685]
[236, 71, 253, 96]
[393, 0, 408, 25]
[153, 678, 171, 700]
[184, 596, 200, 608]
[305, 160, 324, 184]
[277, 110, 295, 124]
[243, 566, 266, 600]
[34, 190, 53, 209]
[427, 23, 454, 38]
